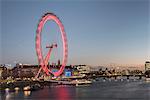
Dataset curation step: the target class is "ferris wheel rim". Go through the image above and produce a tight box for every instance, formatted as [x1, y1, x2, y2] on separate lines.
[35, 13, 68, 77]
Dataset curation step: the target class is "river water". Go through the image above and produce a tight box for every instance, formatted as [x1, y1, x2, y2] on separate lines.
[1, 79, 150, 100]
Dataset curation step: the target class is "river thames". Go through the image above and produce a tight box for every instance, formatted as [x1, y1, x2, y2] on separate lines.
[1, 78, 150, 100]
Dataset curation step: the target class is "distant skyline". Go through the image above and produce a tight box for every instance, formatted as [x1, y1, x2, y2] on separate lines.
[1, 0, 150, 66]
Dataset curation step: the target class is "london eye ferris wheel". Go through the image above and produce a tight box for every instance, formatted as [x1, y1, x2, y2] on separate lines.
[35, 13, 68, 78]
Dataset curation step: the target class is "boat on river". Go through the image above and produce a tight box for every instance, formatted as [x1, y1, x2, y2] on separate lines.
[50, 79, 92, 86]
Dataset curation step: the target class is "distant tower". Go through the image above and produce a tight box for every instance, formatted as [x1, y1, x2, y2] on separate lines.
[58, 59, 60, 66]
[48, 62, 50, 68]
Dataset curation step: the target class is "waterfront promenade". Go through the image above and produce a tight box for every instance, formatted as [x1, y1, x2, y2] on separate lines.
[1, 78, 150, 100]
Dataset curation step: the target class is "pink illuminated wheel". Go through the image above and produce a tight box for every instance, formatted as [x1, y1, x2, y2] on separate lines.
[36, 13, 68, 77]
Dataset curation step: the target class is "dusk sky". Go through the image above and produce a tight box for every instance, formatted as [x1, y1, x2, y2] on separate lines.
[1, 0, 150, 66]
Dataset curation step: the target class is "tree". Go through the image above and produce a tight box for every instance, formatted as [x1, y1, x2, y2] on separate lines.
[1, 69, 10, 80]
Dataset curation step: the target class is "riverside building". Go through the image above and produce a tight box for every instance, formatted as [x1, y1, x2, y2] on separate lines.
[145, 61, 150, 71]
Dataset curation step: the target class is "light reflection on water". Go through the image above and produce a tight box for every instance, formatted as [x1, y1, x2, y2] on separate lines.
[5, 92, 11, 100]
[54, 86, 71, 100]
[24, 91, 31, 97]
[15, 90, 19, 95]
[1, 79, 150, 100]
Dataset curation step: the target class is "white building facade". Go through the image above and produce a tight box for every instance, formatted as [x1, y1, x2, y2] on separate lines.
[145, 61, 150, 71]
